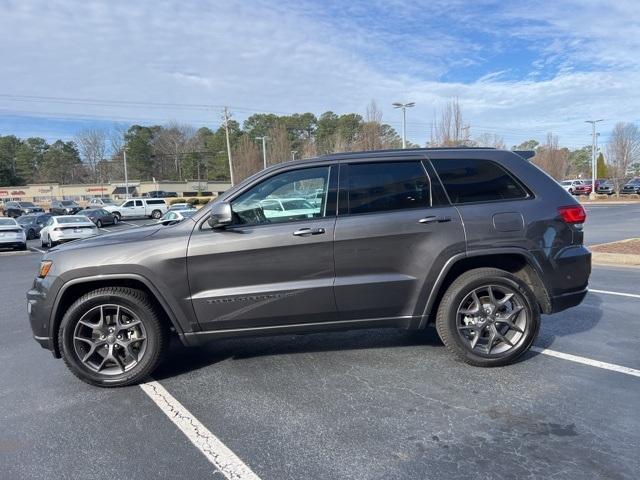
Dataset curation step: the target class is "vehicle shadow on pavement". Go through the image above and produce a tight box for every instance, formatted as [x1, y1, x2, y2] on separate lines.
[152, 327, 443, 380]
[534, 293, 604, 349]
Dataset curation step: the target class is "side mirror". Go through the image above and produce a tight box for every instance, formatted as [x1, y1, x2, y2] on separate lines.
[208, 201, 233, 229]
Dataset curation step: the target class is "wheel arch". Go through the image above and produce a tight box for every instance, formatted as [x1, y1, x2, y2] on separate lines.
[49, 274, 186, 358]
[423, 249, 551, 325]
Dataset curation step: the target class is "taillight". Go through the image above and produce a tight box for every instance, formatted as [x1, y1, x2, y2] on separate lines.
[558, 205, 586, 224]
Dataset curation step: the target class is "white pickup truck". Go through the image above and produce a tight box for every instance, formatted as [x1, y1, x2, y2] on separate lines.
[103, 198, 169, 220]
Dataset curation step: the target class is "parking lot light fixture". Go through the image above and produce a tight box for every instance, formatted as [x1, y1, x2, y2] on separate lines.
[393, 102, 415, 149]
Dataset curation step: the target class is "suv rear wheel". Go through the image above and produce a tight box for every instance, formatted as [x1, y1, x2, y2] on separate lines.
[151, 209, 162, 219]
[436, 268, 540, 367]
[58, 287, 168, 387]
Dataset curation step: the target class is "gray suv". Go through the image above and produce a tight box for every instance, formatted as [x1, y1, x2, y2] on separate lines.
[27, 148, 591, 387]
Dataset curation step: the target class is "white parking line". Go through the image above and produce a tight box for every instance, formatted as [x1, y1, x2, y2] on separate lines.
[140, 379, 261, 480]
[531, 347, 640, 378]
[120, 221, 141, 228]
[589, 288, 640, 300]
[100, 227, 112, 232]
[29, 247, 45, 253]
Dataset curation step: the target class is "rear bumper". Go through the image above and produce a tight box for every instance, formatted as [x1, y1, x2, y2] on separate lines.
[546, 245, 591, 313]
[550, 287, 588, 313]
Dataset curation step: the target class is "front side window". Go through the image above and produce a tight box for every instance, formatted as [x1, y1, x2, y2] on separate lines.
[431, 158, 528, 204]
[123, 201, 134, 208]
[347, 161, 430, 214]
[231, 166, 330, 225]
[135, 200, 143, 207]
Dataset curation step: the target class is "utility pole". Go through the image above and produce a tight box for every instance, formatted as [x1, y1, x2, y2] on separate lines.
[256, 136, 268, 169]
[223, 107, 235, 186]
[291, 150, 298, 160]
[392, 101, 415, 149]
[123, 147, 129, 200]
[585, 119, 603, 200]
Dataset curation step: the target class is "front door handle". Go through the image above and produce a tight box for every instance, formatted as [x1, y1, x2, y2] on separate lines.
[293, 227, 326, 236]
[419, 215, 452, 224]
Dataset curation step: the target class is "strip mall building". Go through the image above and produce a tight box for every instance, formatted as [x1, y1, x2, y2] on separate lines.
[0, 180, 232, 204]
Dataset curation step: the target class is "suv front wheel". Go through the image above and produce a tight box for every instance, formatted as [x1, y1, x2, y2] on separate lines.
[436, 268, 540, 367]
[58, 287, 168, 387]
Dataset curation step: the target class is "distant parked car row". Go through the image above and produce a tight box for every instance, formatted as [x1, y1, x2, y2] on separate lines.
[559, 178, 640, 195]
[142, 190, 178, 198]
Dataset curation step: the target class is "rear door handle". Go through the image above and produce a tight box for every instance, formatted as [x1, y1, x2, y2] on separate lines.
[293, 227, 326, 236]
[419, 216, 451, 224]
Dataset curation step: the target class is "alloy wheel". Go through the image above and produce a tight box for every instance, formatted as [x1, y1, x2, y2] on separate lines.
[72, 304, 147, 375]
[456, 284, 528, 356]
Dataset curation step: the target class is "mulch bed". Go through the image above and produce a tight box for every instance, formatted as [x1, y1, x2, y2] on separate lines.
[590, 239, 640, 255]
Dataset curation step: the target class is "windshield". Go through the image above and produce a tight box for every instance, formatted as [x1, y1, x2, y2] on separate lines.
[61, 201, 76, 206]
[0, 218, 17, 226]
[17, 216, 36, 224]
[19, 202, 36, 207]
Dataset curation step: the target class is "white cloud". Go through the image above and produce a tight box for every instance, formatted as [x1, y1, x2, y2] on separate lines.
[0, 0, 637, 148]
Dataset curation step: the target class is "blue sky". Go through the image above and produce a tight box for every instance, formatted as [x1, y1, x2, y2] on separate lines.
[0, 0, 638, 148]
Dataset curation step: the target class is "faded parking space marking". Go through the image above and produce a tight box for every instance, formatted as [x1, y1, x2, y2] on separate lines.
[121, 221, 141, 228]
[589, 288, 640, 300]
[29, 247, 45, 253]
[531, 346, 640, 378]
[140, 379, 262, 480]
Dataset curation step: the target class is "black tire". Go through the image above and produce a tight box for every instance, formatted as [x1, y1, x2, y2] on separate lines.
[58, 287, 169, 387]
[568, 188, 573, 194]
[27, 229, 35, 240]
[17, 243, 27, 251]
[112, 216, 119, 225]
[96, 219, 102, 228]
[435, 267, 540, 367]
[151, 209, 162, 219]
[47, 237, 55, 248]
[113, 212, 121, 221]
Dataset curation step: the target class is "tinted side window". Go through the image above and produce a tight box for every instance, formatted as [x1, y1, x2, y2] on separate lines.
[347, 161, 430, 214]
[431, 158, 528, 204]
[135, 200, 143, 207]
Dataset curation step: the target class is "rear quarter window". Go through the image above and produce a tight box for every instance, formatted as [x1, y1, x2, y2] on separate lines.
[431, 158, 528, 204]
[146, 200, 166, 205]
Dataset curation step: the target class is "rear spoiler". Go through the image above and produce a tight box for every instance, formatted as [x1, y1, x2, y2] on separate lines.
[514, 150, 535, 160]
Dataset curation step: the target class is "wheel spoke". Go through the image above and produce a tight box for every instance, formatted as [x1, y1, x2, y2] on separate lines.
[497, 293, 514, 306]
[493, 327, 514, 347]
[500, 305, 524, 322]
[74, 335, 94, 346]
[486, 328, 497, 354]
[487, 286, 497, 308]
[495, 317, 524, 333]
[111, 350, 126, 373]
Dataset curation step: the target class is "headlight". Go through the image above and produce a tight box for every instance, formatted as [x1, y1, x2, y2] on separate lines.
[38, 260, 53, 279]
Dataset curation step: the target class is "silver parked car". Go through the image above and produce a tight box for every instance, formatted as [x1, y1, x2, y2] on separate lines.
[0, 217, 27, 250]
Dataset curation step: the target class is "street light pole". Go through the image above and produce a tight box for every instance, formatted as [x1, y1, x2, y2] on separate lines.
[256, 136, 268, 169]
[585, 119, 603, 200]
[392, 101, 415, 149]
[123, 146, 129, 200]
[223, 107, 235, 186]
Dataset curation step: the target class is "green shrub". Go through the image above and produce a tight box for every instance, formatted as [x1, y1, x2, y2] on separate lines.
[169, 198, 186, 205]
[187, 197, 199, 205]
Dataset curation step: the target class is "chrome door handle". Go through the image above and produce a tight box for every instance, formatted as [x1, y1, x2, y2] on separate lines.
[419, 216, 451, 224]
[293, 227, 326, 236]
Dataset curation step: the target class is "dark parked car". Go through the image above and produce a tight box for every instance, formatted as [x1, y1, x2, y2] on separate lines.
[4, 201, 45, 218]
[620, 178, 640, 194]
[27, 148, 591, 387]
[595, 179, 615, 195]
[17, 213, 52, 239]
[77, 208, 118, 228]
[50, 200, 82, 215]
[143, 190, 178, 198]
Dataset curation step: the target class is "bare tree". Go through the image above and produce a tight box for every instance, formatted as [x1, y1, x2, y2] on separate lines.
[232, 135, 262, 183]
[474, 133, 506, 149]
[607, 122, 640, 194]
[532, 133, 569, 180]
[357, 100, 384, 151]
[154, 122, 196, 181]
[76, 129, 107, 183]
[266, 124, 292, 166]
[429, 98, 471, 147]
[300, 138, 317, 159]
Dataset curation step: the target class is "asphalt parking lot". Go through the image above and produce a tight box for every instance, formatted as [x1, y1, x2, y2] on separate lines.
[1, 206, 639, 480]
